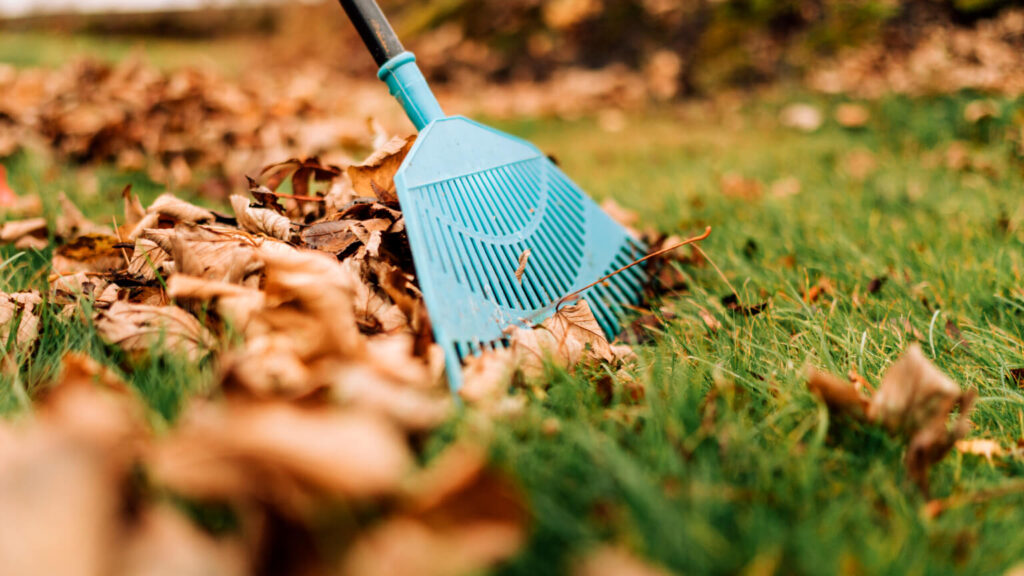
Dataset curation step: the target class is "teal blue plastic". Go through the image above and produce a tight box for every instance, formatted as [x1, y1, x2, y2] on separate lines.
[379, 52, 647, 393]
[377, 52, 445, 130]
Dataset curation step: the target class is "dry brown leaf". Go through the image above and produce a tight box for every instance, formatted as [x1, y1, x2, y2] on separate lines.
[695, 308, 720, 332]
[808, 344, 976, 494]
[543, 300, 615, 365]
[868, 344, 966, 436]
[346, 135, 414, 203]
[94, 302, 215, 362]
[121, 185, 146, 231]
[126, 237, 172, 282]
[52, 233, 126, 275]
[230, 194, 291, 241]
[148, 194, 214, 225]
[515, 248, 531, 284]
[835, 103, 870, 128]
[167, 225, 264, 285]
[719, 173, 762, 200]
[341, 443, 526, 576]
[115, 505, 250, 576]
[600, 198, 641, 234]
[779, 103, 823, 132]
[0, 424, 122, 576]
[806, 367, 869, 419]
[461, 348, 518, 408]
[574, 546, 673, 576]
[301, 218, 361, 254]
[0, 290, 42, 354]
[149, 401, 414, 504]
[166, 274, 265, 329]
[955, 439, 1005, 463]
[0, 217, 47, 244]
[56, 193, 110, 239]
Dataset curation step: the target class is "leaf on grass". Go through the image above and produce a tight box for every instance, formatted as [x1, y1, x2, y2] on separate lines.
[779, 103, 823, 132]
[514, 248, 531, 284]
[955, 439, 1004, 463]
[461, 348, 518, 408]
[0, 290, 42, 352]
[835, 103, 870, 128]
[807, 344, 976, 494]
[230, 194, 291, 241]
[346, 136, 414, 204]
[167, 225, 264, 285]
[803, 277, 834, 304]
[55, 193, 110, 240]
[0, 422, 122, 576]
[340, 443, 526, 576]
[166, 274, 265, 330]
[545, 300, 615, 364]
[511, 300, 619, 377]
[94, 302, 214, 362]
[719, 173, 762, 200]
[806, 367, 869, 419]
[116, 505, 250, 576]
[698, 308, 722, 332]
[148, 401, 413, 505]
[121, 185, 145, 230]
[0, 217, 47, 246]
[573, 546, 672, 576]
[52, 234, 126, 275]
[147, 194, 214, 225]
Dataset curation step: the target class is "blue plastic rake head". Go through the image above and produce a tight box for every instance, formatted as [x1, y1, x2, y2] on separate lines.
[339, 0, 648, 392]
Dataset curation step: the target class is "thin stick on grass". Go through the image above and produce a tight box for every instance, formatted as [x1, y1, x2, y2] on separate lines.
[555, 226, 712, 312]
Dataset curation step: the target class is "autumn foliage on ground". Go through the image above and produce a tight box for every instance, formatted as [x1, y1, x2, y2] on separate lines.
[2, 4, 1024, 575]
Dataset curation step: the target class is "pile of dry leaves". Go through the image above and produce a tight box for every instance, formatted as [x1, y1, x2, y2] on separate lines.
[809, 8, 1024, 98]
[0, 130, 676, 574]
[0, 56, 656, 193]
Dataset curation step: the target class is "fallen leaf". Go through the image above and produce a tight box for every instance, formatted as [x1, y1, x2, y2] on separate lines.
[573, 546, 672, 576]
[148, 194, 214, 225]
[779, 103, 823, 132]
[955, 439, 1004, 463]
[52, 233, 126, 275]
[769, 176, 801, 198]
[514, 248, 531, 284]
[0, 290, 42, 354]
[230, 194, 291, 241]
[340, 443, 526, 576]
[719, 173, 762, 200]
[806, 367, 869, 419]
[835, 103, 870, 128]
[94, 302, 215, 362]
[149, 401, 414, 505]
[116, 505, 250, 576]
[698, 308, 721, 332]
[347, 136, 414, 203]
[543, 300, 615, 364]
[964, 99, 999, 124]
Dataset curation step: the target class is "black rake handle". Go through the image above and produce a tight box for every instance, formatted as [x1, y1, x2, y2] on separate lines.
[337, 0, 406, 67]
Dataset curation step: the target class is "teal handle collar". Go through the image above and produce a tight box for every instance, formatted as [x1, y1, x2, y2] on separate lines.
[378, 52, 445, 131]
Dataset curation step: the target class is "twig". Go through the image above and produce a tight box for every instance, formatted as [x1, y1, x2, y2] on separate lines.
[555, 226, 712, 311]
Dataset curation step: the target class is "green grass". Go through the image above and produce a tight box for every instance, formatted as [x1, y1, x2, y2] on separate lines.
[4, 89, 1024, 574]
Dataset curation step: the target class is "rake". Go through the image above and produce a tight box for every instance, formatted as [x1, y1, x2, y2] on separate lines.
[338, 0, 648, 392]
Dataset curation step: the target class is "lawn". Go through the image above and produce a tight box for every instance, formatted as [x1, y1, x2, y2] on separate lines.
[3, 37, 1024, 574]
